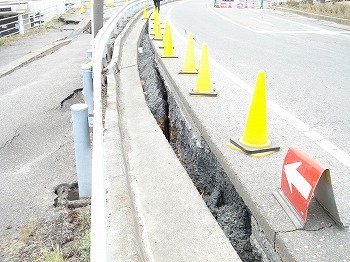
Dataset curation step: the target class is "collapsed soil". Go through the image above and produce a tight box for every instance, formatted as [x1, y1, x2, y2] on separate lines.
[0, 183, 91, 262]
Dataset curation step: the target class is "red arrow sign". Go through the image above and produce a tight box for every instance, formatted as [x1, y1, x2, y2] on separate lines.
[280, 147, 324, 222]
[274, 147, 343, 228]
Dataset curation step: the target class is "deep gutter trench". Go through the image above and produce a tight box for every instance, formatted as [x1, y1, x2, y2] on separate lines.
[138, 25, 262, 262]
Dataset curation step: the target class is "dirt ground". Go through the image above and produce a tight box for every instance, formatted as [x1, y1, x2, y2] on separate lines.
[0, 183, 91, 262]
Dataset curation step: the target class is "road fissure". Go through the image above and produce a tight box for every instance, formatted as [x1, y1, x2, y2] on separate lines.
[138, 25, 262, 262]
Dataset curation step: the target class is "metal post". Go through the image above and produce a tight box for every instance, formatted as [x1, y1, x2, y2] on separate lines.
[71, 104, 92, 197]
[86, 50, 93, 62]
[113, 26, 118, 36]
[81, 64, 94, 127]
[92, 0, 104, 38]
[106, 40, 112, 62]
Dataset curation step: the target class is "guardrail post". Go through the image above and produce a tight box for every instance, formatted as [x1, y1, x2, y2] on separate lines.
[71, 104, 92, 197]
[86, 50, 93, 62]
[113, 26, 119, 36]
[106, 39, 112, 62]
[81, 63, 94, 127]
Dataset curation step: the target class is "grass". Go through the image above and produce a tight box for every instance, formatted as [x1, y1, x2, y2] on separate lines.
[77, 212, 91, 231]
[78, 210, 91, 261]
[20, 220, 38, 241]
[42, 244, 65, 262]
[0, 23, 50, 46]
[279, 1, 350, 19]
[81, 230, 91, 261]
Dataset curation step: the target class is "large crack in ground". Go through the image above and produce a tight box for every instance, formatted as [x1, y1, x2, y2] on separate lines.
[138, 25, 263, 262]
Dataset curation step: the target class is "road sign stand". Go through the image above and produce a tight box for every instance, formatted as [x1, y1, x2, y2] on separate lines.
[273, 189, 305, 229]
[313, 169, 343, 228]
[273, 147, 344, 229]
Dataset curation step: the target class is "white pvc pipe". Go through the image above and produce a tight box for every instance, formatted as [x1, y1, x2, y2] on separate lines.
[71, 103, 92, 197]
[81, 63, 94, 127]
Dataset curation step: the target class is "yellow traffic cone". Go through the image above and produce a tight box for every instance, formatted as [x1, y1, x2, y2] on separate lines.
[161, 24, 178, 59]
[151, 7, 157, 20]
[87, 0, 91, 9]
[106, 0, 110, 6]
[80, 4, 85, 13]
[153, 17, 163, 41]
[159, 21, 169, 49]
[150, 15, 158, 36]
[111, 0, 115, 7]
[143, 6, 148, 19]
[228, 70, 280, 155]
[179, 33, 197, 75]
[190, 44, 217, 96]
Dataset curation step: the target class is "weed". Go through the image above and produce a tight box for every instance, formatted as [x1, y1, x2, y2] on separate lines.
[77, 211, 91, 231]
[20, 220, 38, 241]
[42, 244, 65, 262]
[81, 230, 90, 261]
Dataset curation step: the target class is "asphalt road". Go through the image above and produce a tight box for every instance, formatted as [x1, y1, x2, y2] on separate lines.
[167, 1, 350, 157]
[154, 0, 350, 260]
[0, 5, 124, 247]
[0, 20, 93, 257]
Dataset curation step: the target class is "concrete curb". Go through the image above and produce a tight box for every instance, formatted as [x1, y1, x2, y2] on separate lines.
[0, 39, 71, 78]
[104, 11, 146, 262]
[68, 16, 92, 37]
[104, 10, 242, 262]
[274, 6, 350, 27]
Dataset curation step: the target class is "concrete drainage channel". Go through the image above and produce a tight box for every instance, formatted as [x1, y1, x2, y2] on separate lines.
[138, 26, 263, 262]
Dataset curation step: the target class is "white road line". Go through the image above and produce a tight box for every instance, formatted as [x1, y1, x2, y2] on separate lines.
[206, 2, 262, 33]
[252, 9, 328, 32]
[257, 30, 350, 34]
[251, 17, 275, 27]
[207, 5, 350, 39]
[166, 2, 350, 168]
[252, 9, 350, 39]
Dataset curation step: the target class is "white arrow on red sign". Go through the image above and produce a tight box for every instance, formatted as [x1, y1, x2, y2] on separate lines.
[284, 162, 312, 200]
[273, 147, 343, 229]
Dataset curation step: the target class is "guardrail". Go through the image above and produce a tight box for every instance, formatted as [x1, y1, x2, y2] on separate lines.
[91, 0, 151, 260]
[0, 5, 65, 39]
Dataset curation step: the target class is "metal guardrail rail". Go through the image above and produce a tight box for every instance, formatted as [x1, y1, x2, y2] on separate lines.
[91, 0, 151, 260]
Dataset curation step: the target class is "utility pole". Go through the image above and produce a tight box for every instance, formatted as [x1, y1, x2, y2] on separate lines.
[92, 0, 103, 38]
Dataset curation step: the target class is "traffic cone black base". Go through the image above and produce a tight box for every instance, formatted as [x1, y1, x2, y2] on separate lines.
[179, 71, 198, 75]
[228, 138, 280, 155]
[153, 37, 163, 41]
[160, 55, 178, 59]
[190, 89, 217, 97]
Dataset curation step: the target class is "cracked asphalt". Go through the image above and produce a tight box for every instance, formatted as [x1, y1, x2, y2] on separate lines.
[0, 9, 92, 247]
